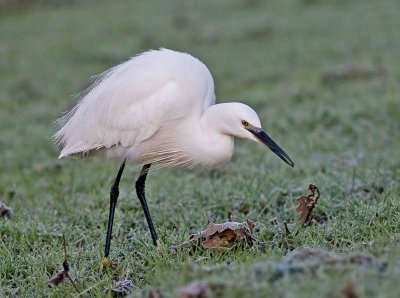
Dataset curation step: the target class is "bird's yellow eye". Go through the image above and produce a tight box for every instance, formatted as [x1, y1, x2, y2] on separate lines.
[241, 120, 249, 127]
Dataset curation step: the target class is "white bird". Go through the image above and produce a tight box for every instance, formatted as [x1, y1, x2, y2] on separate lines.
[54, 48, 294, 260]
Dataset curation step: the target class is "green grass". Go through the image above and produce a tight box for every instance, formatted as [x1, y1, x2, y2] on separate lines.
[1, 0, 400, 297]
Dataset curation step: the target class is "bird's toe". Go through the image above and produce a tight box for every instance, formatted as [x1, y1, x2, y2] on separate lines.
[156, 240, 164, 254]
[101, 257, 112, 268]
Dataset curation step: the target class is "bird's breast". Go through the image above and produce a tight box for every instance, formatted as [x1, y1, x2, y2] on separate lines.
[130, 120, 234, 169]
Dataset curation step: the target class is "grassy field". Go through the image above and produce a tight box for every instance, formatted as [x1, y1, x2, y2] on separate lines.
[1, 0, 400, 297]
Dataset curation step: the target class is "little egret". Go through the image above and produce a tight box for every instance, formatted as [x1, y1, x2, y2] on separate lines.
[54, 48, 294, 260]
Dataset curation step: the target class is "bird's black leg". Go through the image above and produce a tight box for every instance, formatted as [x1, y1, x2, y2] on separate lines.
[135, 164, 158, 246]
[104, 158, 126, 259]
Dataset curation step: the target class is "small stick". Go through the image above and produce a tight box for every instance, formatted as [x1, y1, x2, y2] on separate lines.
[62, 234, 81, 295]
[283, 221, 291, 236]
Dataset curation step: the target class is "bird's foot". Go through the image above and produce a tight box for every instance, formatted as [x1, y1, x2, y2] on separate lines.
[101, 257, 112, 268]
[100, 257, 122, 275]
[156, 240, 164, 254]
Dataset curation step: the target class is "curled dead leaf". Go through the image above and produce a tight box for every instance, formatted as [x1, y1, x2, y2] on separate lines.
[47, 235, 80, 293]
[105, 268, 134, 297]
[296, 184, 320, 227]
[109, 280, 134, 296]
[48, 270, 68, 287]
[187, 220, 255, 249]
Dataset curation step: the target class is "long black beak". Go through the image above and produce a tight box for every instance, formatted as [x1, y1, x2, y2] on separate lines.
[248, 127, 294, 167]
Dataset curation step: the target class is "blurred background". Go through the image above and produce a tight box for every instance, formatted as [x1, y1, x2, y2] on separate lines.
[0, 0, 399, 297]
[1, 0, 399, 164]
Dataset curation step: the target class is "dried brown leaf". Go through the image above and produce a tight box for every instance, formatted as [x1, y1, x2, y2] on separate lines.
[187, 220, 255, 249]
[296, 184, 320, 226]
[47, 235, 80, 293]
[109, 280, 134, 296]
[105, 268, 134, 297]
[48, 270, 68, 287]
[0, 202, 13, 218]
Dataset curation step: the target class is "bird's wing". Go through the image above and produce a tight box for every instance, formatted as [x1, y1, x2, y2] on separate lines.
[55, 49, 215, 158]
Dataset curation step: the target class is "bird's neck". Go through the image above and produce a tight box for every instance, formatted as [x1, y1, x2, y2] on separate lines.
[200, 103, 233, 135]
[183, 104, 234, 167]
[171, 104, 234, 168]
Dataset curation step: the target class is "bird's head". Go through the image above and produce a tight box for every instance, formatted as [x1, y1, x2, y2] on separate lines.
[209, 102, 294, 167]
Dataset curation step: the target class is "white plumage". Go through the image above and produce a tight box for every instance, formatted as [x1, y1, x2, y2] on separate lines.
[55, 48, 293, 169]
[55, 48, 294, 258]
